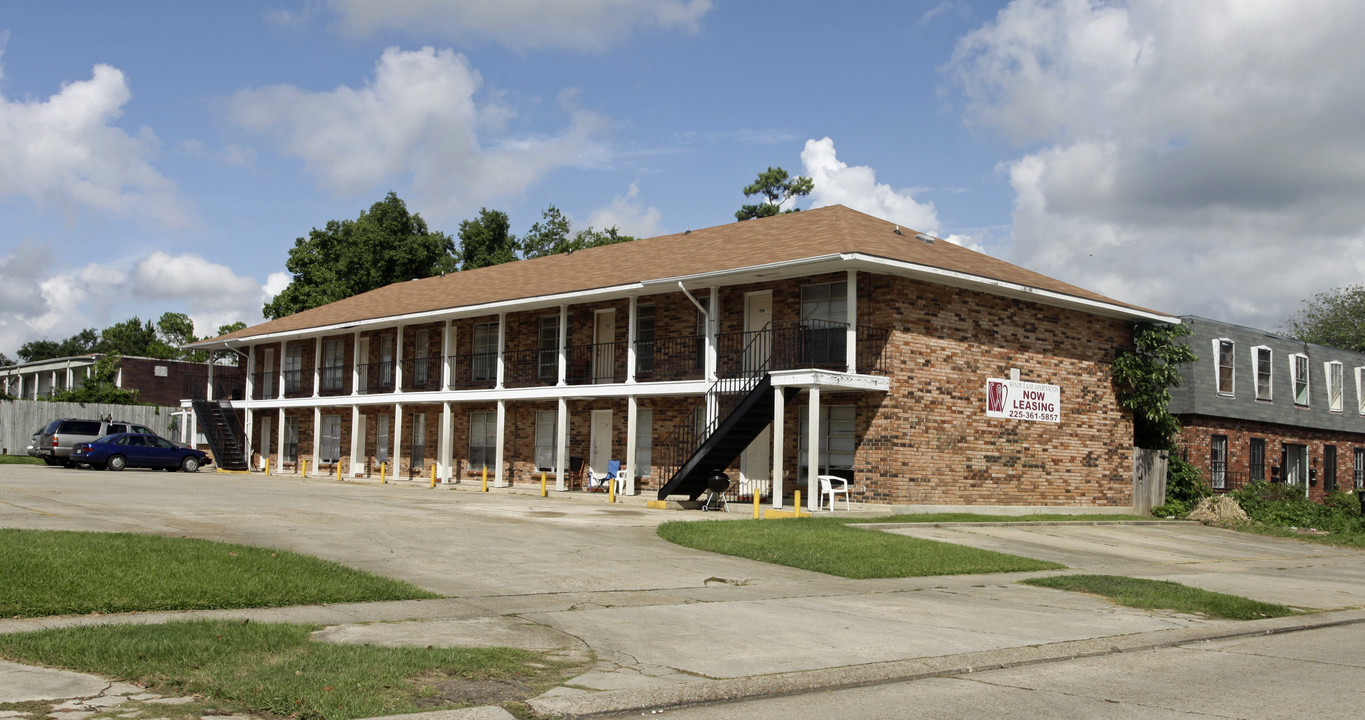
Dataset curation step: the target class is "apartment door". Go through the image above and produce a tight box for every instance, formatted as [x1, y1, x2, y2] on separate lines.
[589, 409, 612, 479]
[594, 310, 616, 383]
[744, 291, 772, 373]
[354, 413, 366, 474]
[257, 415, 271, 470]
[1283, 444, 1308, 497]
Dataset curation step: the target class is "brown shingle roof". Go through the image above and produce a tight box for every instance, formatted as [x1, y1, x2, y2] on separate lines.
[209, 205, 1168, 343]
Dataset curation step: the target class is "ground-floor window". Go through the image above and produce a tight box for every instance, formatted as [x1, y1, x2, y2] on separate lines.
[470, 411, 496, 471]
[1324, 445, 1337, 492]
[534, 410, 556, 471]
[376, 414, 390, 464]
[319, 415, 342, 465]
[1249, 438, 1266, 483]
[1210, 435, 1228, 490]
[1355, 448, 1365, 489]
[798, 405, 855, 477]
[284, 416, 299, 464]
[411, 412, 426, 469]
[636, 408, 653, 478]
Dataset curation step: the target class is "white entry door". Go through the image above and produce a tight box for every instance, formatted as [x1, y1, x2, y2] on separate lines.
[594, 310, 616, 383]
[258, 415, 272, 470]
[744, 290, 773, 372]
[590, 409, 613, 479]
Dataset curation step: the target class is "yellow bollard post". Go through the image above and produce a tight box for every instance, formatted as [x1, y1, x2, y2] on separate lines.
[794, 490, 801, 518]
[301, 458, 307, 477]
[540, 470, 547, 498]
[380, 462, 386, 484]
[609, 476, 615, 503]
[265, 458, 270, 476]
[430, 465, 436, 488]
[337, 463, 342, 482]
[482, 466, 488, 492]
[753, 490, 760, 519]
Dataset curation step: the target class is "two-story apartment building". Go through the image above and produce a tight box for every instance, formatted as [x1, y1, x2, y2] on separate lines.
[1171, 316, 1365, 500]
[1, 354, 232, 408]
[192, 205, 1177, 510]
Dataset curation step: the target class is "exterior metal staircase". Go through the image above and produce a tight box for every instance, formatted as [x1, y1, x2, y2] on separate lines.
[192, 399, 249, 471]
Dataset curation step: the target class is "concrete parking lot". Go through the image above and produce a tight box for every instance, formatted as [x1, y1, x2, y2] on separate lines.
[3, 465, 1364, 717]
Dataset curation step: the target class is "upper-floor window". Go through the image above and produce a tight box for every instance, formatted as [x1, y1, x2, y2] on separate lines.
[1327, 361, 1344, 412]
[801, 281, 848, 325]
[1291, 353, 1310, 406]
[534, 410, 557, 470]
[1254, 346, 1272, 401]
[538, 316, 559, 379]
[1214, 339, 1234, 395]
[379, 334, 394, 387]
[1357, 367, 1365, 415]
[413, 329, 430, 386]
[636, 304, 655, 375]
[473, 322, 499, 382]
[321, 339, 345, 391]
[284, 343, 303, 392]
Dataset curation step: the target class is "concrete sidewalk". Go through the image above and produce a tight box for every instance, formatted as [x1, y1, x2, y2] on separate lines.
[2, 468, 1364, 718]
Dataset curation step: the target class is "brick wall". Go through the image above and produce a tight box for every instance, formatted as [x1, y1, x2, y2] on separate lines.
[1177, 415, 1365, 500]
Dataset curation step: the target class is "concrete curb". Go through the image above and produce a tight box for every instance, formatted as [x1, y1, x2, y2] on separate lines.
[524, 608, 1365, 719]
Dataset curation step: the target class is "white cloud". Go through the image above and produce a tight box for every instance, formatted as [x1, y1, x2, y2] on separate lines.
[328, 0, 712, 52]
[229, 47, 606, 219]
[0, 54, 194, 229]
[800, 137, 942, 234]
[0, 248, 271, 357]
[586, 182, 664, 238]
[950, 0, 1365, 329]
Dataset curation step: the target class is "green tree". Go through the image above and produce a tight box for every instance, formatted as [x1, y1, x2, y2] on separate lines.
[212, 321, 249, 366]
[1112, 322, 1198, 450]
[48, 353, 143, 405]
[0, 351, 11, 367]
[520, 205, 634, 259]
[18, 329, 99, 363]
[735, 166, 814, 221]
[264, 192, 457, 319]
[1282, 284, 1365, 352]
[97, 318, 167, 358]
[458, 208, 519, 271]
[156, 312, 207, 362]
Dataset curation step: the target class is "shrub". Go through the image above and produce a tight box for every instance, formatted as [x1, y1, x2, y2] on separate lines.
[1324, 490, 1363, 517]
[1151, 499, 1188, 518]
[1166, 453, 1211, 505]
[1231, 481, 1363, 533]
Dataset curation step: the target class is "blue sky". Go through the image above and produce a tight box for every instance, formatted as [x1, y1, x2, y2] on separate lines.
[3, 0, 1363, 358]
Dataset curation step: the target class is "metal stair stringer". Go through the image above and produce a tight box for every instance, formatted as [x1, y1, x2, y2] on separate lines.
[192, 399, 249, 471]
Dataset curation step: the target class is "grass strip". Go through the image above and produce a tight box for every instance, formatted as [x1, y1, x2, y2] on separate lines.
[658, 518, 1061, 578]
[843, 513, 1158, 524]
[0, 455, 43, 465]
[1022, 574, 1297, 619]
[0, 529, 438, 618]
[0, 620, 571, 720]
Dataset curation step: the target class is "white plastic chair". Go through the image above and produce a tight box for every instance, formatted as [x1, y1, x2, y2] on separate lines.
[818, 474, 850, 511]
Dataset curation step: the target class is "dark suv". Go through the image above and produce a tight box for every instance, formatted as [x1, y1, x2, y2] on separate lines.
[35, 418, 162, 467]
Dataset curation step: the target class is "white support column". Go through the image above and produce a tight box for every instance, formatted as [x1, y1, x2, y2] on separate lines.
[555, 397, 568, 491]
[276, 408, 286, 474]
[494, 399, 507, 487]
[441, 320, 454, 390]
[394, 326, 405, 392]
[311, 407, 321, 474]
[557, 305, 568, 386]
[245, 345, 256, 401]
[846, 269, 858, 374]
[350, 405, 362, 477]
[439, 401, 453, 482]
[243, 408, 254, 467]
[312, 338, 322, 397]
[392, 403, 404, 477]
[706, 286, 718, 381]
[625, 395, 638, 496]
[627, 296, 637, 384]
[206, 362, 214, 401]
[807, 386, 820, 512]
[772, 386, 786, 509]
[495, 312, 507, 389]
[351, 330, 362, 396]
[188, 408, 198, 450]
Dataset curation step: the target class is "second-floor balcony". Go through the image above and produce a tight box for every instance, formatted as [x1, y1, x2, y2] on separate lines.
[243, 320, 891, 401]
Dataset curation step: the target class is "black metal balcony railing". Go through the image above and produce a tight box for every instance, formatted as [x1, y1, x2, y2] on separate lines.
[450, 351, 498, 390]
[354, 362, 395, 394]
[634, 334, 704, 382]
[503, 348, 558, 388]
[1211, 469, 1250, 493]
[318, 365, 350, 396]
[180, 366, 246, 401]
[565, 341, 627, 385]
[399, 357, 442, 392]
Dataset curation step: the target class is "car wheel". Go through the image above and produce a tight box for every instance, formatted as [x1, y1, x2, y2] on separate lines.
[62, 459, 76, 468]
[43, 457, 60, 466]
[107, 455, 127, 472]
[181, 456, 200, 473]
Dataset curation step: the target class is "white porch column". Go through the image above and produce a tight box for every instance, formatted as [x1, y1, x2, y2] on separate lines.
[627, 296, 637, 384]
[806, 386, 820, 512]
[276, 408, 286, 473]
[496, 312, 507, 389]
[706, 286, 718, 381]
[846, 269, 858, 374]
[312, 338, 322, 397]
[350, 405, 362, 477]
[494, 399, 507, 487]
[557, 305, 568, 386]
[351, 330, 362, 396]
[392, 403, 404, 477]
[206, 361, 214, 401]
[394, 326, 405, 392]
[188, 408, 198, 450]
[439, 401, 453, 482]
[555, 397, 568, 490]
[245, 345, 256, 401]
[243, 408, 254, 466]
[441, 320, 454, 390]
[625, 395, 638, 496]
[772, 385, 786, 509]
[311, 407, 321, 473]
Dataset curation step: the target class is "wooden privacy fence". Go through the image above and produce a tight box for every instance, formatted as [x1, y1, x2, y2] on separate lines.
[0, 399, 180, 456]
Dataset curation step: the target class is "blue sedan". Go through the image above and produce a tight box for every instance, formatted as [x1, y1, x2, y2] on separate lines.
[71, 433, 212, 472]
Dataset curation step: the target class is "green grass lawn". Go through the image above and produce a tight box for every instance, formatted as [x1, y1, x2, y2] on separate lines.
[0, 455, 42, 465]
[1023, 574, 1297, 619]
[0, 620, 580, 720]
[844, 513, 1159, 524]
[0, 529, 438, 617]
[657, 518, 1062, 578]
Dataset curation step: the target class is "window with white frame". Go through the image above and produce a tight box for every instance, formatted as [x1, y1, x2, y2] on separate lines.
[538, 316, 559, 379]
[284, 344, 303, 393]
[534, 410, 556, 470]
[261, 348, 275, 397]
[635, 408, 653, 478]
[473, 322, 498, 382]
[379, 334, 394, 388]
[1254, 346, 1272, 400]
[1214, 339, 1234, 395]
[411, 412, 426, 468]
[1357, 368, 1365, 415]
[1210, 435, 1228, 490]
[322, 339, 345, 391]
[1327, 361, 1343, 412]
[414, 329, 430, 387]
[376, 414, 390, 463]
[284, 416, 299, 463]
[1291, 354, 1310, 406]
[636, 304, 655, 376]
[469, 411, 496, 470]
[798, 405, 856, 476]
[319, 415, 342, 464]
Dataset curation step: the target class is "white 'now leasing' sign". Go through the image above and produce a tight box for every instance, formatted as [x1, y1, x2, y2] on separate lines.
[985, 378, 1061, 423]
